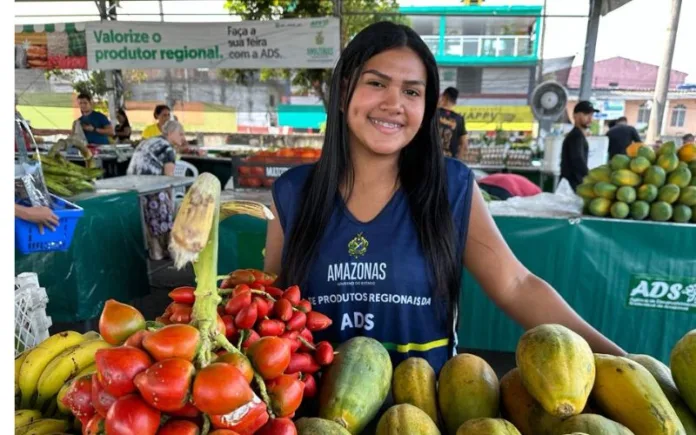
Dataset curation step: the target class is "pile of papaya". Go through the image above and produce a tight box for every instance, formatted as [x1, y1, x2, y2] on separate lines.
[576, 141, 696, 223]
[359, 324, 695, 435]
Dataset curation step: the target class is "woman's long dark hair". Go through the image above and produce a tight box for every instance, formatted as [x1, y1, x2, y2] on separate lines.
[117, 108, 130, 127]
[280, 21, 462, 330]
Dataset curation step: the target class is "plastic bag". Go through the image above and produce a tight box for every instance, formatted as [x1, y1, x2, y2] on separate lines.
[488, 178, 583, 218]
[15, 120, 51, 207]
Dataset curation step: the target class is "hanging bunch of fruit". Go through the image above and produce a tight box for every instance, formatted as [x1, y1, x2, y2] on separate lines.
[577, 141, 696, 223]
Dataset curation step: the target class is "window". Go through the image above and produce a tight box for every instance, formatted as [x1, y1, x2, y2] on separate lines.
[671, 104, 686, 127]
[637, 103, 651, 124]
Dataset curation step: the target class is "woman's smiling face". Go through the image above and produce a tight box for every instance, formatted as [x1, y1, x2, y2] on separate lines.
[345, 46, 427, 157]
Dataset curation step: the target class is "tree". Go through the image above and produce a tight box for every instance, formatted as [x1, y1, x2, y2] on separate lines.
[223, 0, 409, 109]
[46, 70, 108, 100]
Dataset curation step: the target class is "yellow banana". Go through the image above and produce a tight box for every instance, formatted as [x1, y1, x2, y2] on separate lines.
[76, 362, 97, 377]
[220, 200, 274, 221]
[15, 409, 42, 428]
[16, 418, 70, 435]
[82, 331, 102, 340]
[18, 331, 86, 408]
[34, 339, 111, 409]
[15, 351, 28, 382]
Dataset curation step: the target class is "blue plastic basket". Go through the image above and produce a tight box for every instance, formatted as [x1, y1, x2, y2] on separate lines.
[15, 195, 84, 254]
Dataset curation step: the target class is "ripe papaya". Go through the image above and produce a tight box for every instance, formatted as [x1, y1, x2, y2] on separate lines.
[499, 368, 561, 435]
[589, 166, 612, 183]
[650, 201, 673, 222]
[658, 153, 680, 172]
[375, 404, 441, 435]
[576, 183, 597, 200]
[438, 354, 499, 435]
[628, 354, 696, 435]
[637, 184, 658, 202]
[659, 184, 681, 204]
[679, 143, 696, 163]
[392, 358, 438, 425]
[516, 324, 595, 418]
[616, 186, 636, 204]
[671, 330, 696, 416]
[629, 156, 651, 175]
[626, 142, 643, 158]
[660, 141, 678, 156]
[610, 154, 631, 171]
[681, 186, 696, 206]
[594, 182, 618, 200]
[669, 166, 693, 188]
[556, 414, 633, 435]
[295, 418, 352, 435]
[637, 145, 657, 163]
[644, 165, 667, 187]
[611, 169, 642, 187]
[592, 354, 686, 435]
[673, 205, 693, 223]
[455, 418, 521, 435]
[318, 337, 392, 434]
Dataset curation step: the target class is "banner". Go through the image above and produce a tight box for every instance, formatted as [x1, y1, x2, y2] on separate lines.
[453, 105, 535, 131]
[86, 18, 340, 70]
[15, 23, 87, 70]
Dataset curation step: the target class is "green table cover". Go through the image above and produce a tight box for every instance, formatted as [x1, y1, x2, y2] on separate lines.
[458, 216, 696, 363]
[214, 214, 696, 363]
[15, 191, 150, 323]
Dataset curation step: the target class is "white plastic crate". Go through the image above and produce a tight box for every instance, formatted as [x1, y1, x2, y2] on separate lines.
[15, 272, 52, 356]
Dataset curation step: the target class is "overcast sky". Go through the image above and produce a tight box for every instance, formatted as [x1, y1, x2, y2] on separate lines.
[14, 0, 695, 82]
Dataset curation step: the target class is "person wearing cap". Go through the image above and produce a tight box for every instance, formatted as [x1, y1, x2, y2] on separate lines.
[561, 101, 598, 189]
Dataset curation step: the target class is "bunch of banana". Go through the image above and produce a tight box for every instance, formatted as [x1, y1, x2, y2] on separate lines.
[15, 410, 69, 435]
[16, 330, 110, 415]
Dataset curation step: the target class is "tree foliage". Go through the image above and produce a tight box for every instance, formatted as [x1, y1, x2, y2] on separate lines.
[222, 0, 409, 108]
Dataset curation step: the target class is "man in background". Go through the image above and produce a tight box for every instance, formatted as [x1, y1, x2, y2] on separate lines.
[606, 116, 642, 158]
[437, 87, 468, 159]
[561, 101, 598, 190]
[683, 133, 694, 146]
[75, 93, 113, 145]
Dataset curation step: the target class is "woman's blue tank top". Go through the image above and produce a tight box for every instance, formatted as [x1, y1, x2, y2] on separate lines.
[272, 158, 474, 373]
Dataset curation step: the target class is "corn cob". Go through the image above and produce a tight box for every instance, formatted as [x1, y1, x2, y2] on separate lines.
[44, 177, 74, 197]
[220, 200, 274, 221]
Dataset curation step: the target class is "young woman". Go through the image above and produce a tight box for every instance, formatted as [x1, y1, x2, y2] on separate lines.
[142, 104, 171, 140]
[264, 21, 624, 373]
[114, 108, 132, 143]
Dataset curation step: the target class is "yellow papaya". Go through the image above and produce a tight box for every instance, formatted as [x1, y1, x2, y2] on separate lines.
[392, 358, 438, 425]
[629, 354, 696, 435]
[375, 404, 441, 435]
[295, 418, 352, 435]
[592, 354, 686, 435]
[672, 330, 696, 416]
[455, 418, 521, 435]
[499, 368, 562, 435]
[555, 414, 633, 435]
[516, 324, 595, 418]
[438, 354, 499, 435]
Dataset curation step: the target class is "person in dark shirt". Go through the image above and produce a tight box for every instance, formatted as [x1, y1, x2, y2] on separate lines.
[683, 133, 695, 146]
[561, 100, 598, 189]
[75, 93, 114, 145]
[437, 87, 468, 159]
[606, 116, 642, 158]
[113, 108, 132, 143]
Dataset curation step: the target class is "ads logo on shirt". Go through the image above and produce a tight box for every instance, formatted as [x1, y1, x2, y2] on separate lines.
[326, 232, 387, 284]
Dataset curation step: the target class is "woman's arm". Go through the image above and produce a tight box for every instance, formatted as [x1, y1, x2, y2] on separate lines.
[264, 201, 284, 276]
[463, 182, 625, 356]
[163, 162, 175, 176]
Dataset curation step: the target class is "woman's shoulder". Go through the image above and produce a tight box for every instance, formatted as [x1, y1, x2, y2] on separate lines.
[444, 157, 473, 185]
[274, 163, 315, 193]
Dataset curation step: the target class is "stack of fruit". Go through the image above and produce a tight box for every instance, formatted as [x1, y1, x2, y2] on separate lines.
[15, 330, 111, 434]
[360, 325, 696, 435]
[576, 141, 696, 223]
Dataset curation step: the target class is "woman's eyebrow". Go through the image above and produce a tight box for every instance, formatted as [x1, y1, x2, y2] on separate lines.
[362, 69, 426, 87]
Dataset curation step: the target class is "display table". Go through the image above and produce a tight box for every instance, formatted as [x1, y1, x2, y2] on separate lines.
[15, 190, 150, 324]
[458, 216, 696, 364]
[181, 155, 234, 188]
[216, 213, 695, 363]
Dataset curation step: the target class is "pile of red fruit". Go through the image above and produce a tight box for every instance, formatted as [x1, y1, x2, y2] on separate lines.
[61, 269, 334, 435]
